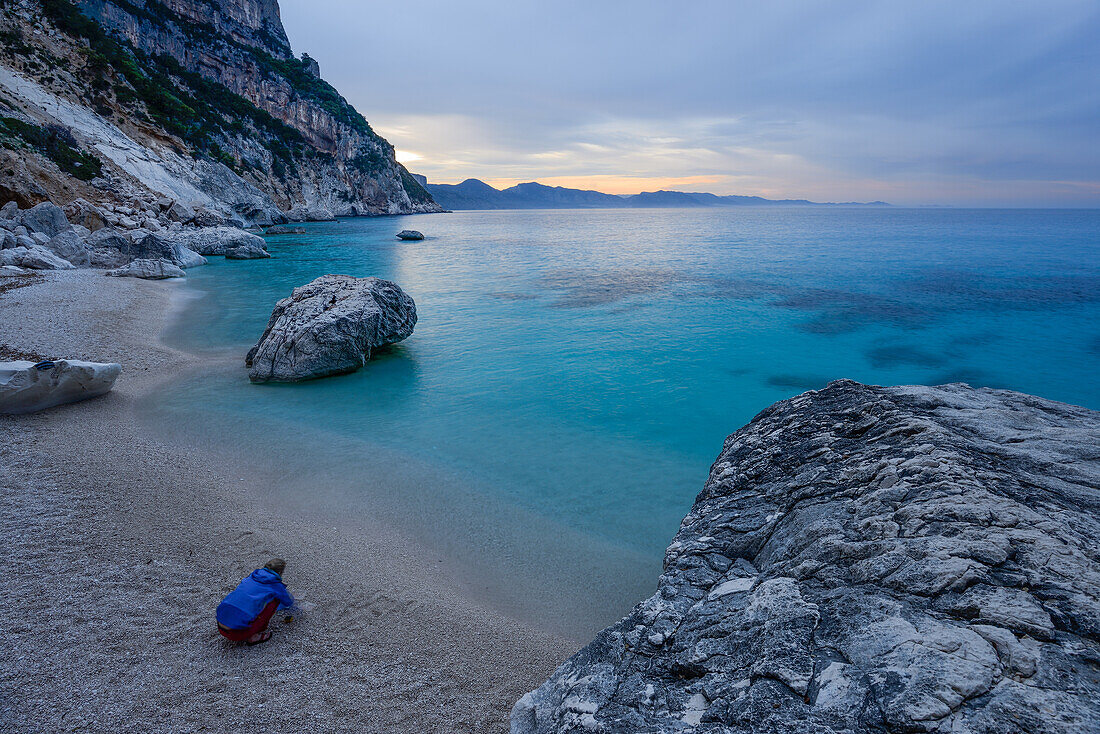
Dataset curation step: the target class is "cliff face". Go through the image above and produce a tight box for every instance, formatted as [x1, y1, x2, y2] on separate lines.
[515, 381, 1100, 733]
[0, 0, 438, 221]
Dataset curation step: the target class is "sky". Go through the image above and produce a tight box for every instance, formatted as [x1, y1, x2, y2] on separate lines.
[279, 1, 1100, 206]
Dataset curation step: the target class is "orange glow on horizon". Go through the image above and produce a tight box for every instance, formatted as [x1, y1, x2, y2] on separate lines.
[430, 174, 730, 196]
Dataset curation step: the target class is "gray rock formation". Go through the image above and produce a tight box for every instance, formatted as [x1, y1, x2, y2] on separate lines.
[513, 380, 1100, 734]
[168, 227, 267, 257]
[105, 259, 186, 279]
[0, 359, 122, 414]
[44, 229, 91, 266]
[86, 230, 204, 269]
[20, 202, 70, 238]
[0, 245, 76, 270]
[396, 230, 425, 241]
[285, 205, 336, 222]
[63, 199, 108, 232]
[245, 274, 417, 383]
[265, 225, 306, 235]
[224, 243, 271, 259]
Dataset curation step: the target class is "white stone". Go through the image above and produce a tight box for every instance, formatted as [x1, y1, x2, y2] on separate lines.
[0, 360, 122, 415]
[106, 259, 186, 279]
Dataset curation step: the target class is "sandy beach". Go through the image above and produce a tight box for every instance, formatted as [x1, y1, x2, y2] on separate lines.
[0, 270, 578, 733]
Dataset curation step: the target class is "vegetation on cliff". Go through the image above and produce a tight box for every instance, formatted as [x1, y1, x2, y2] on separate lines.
[0, 116, 103, 180]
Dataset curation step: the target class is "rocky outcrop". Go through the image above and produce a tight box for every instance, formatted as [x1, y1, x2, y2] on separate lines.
[106, 259, 186, 279]
[514, 381, 1100, 734]
[0, 359, 122, 414]
[245, 274, 416, 383]
[396, 230, 425, 241]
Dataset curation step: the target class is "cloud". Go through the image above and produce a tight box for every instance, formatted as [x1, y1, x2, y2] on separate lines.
[281, 0, 1100, 206]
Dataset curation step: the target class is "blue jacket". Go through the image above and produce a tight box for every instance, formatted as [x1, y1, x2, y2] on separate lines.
[216, 568, 295, 629]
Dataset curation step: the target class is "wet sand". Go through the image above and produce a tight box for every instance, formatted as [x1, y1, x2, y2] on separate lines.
[0, 270, 577, 733]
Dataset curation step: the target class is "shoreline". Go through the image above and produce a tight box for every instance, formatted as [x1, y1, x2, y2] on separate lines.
[0, 270, 578, 732]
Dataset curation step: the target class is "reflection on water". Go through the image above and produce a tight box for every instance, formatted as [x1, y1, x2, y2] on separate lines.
[156, 207, 1100, 636]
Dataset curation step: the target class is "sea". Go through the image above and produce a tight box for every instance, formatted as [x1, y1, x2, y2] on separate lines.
[150, 207, 1100, 639]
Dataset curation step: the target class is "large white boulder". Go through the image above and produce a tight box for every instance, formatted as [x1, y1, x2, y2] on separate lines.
[0, 359, 122, 414]
[245, 274, 417, 383]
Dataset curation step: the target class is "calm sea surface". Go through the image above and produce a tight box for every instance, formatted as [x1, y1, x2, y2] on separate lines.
[152, 207, 1100, 637]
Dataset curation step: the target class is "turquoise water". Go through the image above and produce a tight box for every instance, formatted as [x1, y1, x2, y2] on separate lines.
[155, 207, 1100, 636]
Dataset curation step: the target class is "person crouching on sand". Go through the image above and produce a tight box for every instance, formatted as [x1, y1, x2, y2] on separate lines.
[217, 558, 296, 645]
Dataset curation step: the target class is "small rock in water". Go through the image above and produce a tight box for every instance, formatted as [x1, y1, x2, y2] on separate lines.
[265, 225, 306, 235]
[396, 230, 425, 241]
[0, 359, 122, 414]
[245, 274, 417, 383]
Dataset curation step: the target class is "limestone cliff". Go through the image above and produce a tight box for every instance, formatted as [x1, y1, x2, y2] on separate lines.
[0, 0, 438, 221]
[515, 381, 1100, 733]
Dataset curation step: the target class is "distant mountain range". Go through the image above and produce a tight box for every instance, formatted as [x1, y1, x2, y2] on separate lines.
[415, 177, 889, 210]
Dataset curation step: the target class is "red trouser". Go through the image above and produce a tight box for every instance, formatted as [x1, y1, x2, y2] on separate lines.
[218, 600, 280, 642]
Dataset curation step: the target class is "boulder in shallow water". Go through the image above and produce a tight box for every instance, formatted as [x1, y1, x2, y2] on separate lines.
[245, 274, 417, 383]
[106, 259, 186, 279]
[513, 380, 1100, 734]
[395, 230, 424, 240]
[0, 359, 122, 414]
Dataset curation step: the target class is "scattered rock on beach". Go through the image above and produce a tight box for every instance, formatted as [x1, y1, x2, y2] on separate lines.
[513, 380, 1100, 734]
[20, 202, 70, 238]
[245, 274, 417, 383]
[396, 230, 425, 240]
[62, 199, 108, 232]
[86, 230, 204, 269]
[0, 245, 76, 270]
[106, 259, 186, 279]
[44, 229, 91, 267]
[0, 359, 122, 414]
